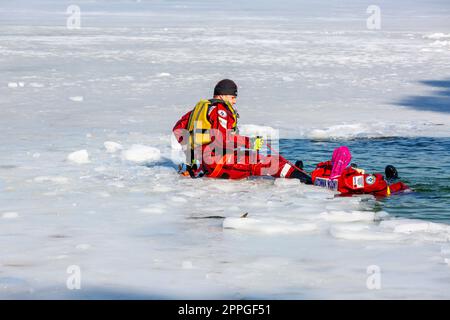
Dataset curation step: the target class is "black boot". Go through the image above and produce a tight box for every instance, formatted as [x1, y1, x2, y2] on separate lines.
[290, 169, 312, 184]
[385, 165, 398, 181]
[295, 160, 304, 170]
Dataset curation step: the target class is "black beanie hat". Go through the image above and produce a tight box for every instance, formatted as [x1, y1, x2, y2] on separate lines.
[214, 79, 238, 96]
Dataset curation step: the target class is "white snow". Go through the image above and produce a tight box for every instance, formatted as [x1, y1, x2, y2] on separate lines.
[319, 210, 377, 222]
[329, 223, 403, 241]
[182, 261, 194, 269]
[121, 144, 161, 164]
[29, 82, 44, 88]
[104, 141, 123, 153]
[224, 210, 450, 241]
[67, 150, 90, 164]
[2, 212, 19, 219]
[239, 124, 279, 139]
[69, 96, 84, 102]
[307, 122, 435, 140]
[75, 244, 91, 250]
[223, 217, 318, 234]
[34, 176, 70, 184]
[392, 221, 449, 234]
[424, 33, 450, 40]
[0, 0, 450, 299]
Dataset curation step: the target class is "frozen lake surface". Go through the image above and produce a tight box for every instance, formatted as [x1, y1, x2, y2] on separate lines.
[1, 0, 450, 299]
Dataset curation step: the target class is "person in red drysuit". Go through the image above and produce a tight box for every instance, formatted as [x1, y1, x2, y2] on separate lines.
[172, 79, 311, 183]
[311, 148, 409, 197]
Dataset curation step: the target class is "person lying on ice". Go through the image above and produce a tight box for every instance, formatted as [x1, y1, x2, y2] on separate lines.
[172, 79, 312, 183]
[309, 146, 409, 197]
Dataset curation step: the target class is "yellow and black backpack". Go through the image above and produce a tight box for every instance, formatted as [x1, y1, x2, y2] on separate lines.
[187, 99, 238, 149]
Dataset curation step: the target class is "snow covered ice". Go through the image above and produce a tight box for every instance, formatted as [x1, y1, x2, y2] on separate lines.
[1, 0, 450, 299]
[121, 144, 161, 164]
[67, 149, 90, 164]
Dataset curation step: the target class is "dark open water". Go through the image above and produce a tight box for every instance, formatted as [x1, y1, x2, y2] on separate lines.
[280, 138, 450, 223]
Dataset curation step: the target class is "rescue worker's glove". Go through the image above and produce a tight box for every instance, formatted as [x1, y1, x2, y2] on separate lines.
[251, 136, 264, 151]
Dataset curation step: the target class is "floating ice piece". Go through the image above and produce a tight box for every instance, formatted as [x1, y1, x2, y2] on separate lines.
[274, 178, 300, 187]
[308, 122, 419, 140]
[379, 219, 450, 234]
[223, 217, 317, 234]
[310, 123, 374, 140]
[121, 144, 161, 164]
[430, 40, 450, 47]
[69, 96, 84, 102]
[393, 221, 449, 234]
[157, 72, 171, 77]
[2, 212, 19, 219]
[210, 181, 240, 192]
[67, 150, 90, 164]
[104, 141, 123, 153]
[34, 176, 69, 184]
[319, 210, 376, 223]
[239, 124, 278, 138]
[424, 33, 450, 40]
[329, 224, 402, 241]
[7, 82, 18, 88]
[303, 190, 335, 200]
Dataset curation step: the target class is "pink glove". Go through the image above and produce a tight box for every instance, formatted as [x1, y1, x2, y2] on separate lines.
[330, 146, 352, 180]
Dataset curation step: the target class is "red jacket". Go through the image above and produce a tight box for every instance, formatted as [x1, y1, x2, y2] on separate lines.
[311, 161, 408, 196]
[172, 100, 250, 153]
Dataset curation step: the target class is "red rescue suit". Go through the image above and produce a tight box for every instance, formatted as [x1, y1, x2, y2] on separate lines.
[311, 161, 408, 197]
[173, 99, 297, 179]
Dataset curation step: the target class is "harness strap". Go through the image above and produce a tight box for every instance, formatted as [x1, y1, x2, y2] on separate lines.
[207, 154, 233, 178]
